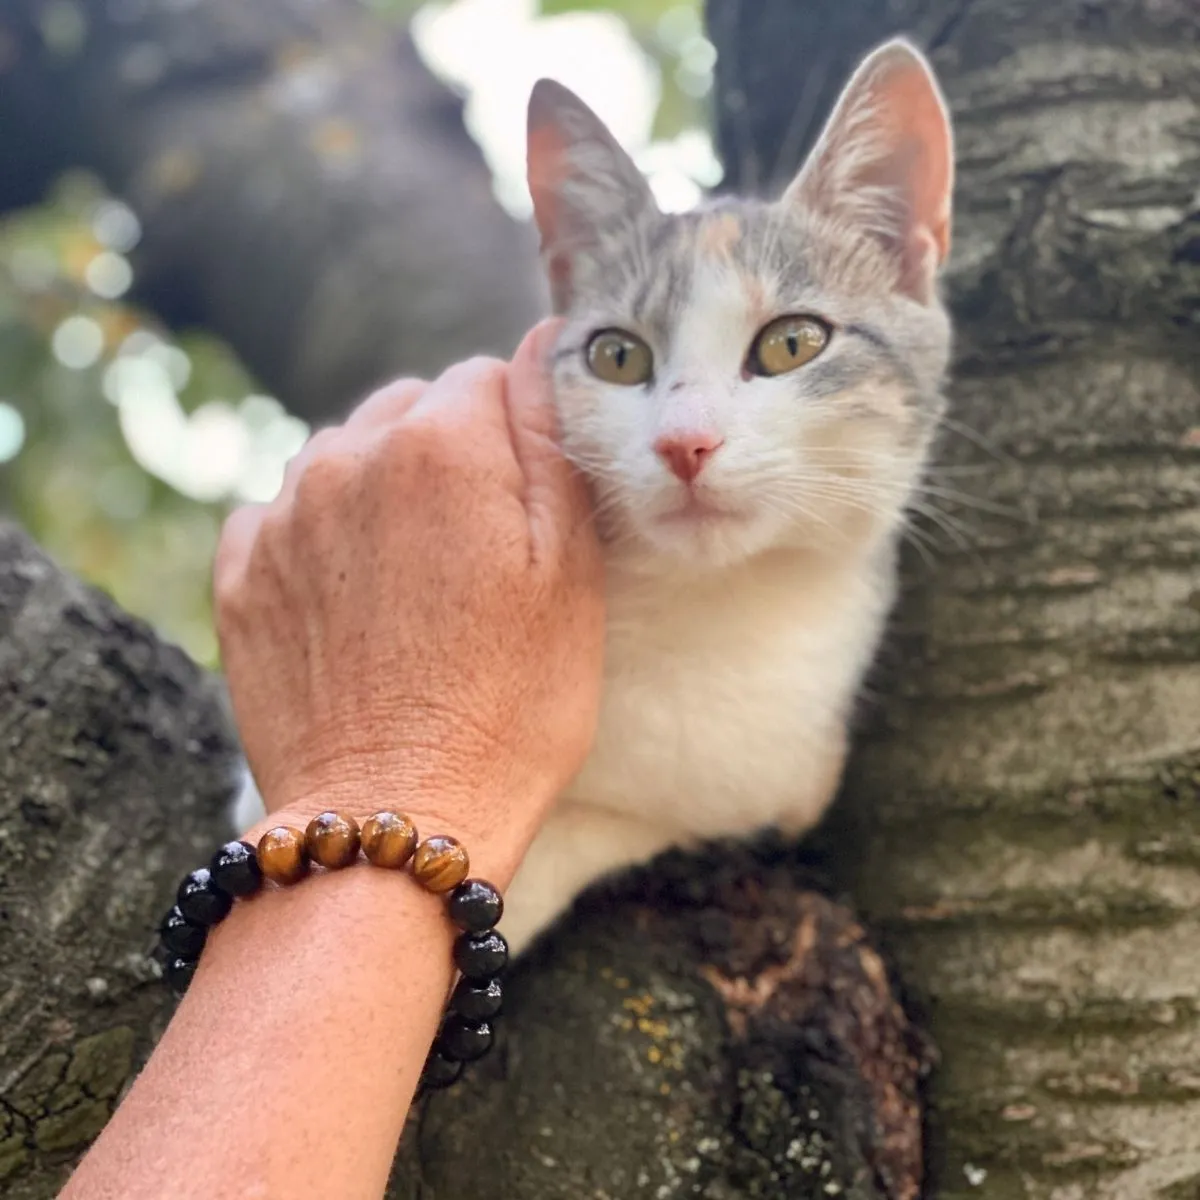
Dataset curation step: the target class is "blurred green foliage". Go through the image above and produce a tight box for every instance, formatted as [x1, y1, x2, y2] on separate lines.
[0, 174, 271, 667]
[0, 0, 710, 670]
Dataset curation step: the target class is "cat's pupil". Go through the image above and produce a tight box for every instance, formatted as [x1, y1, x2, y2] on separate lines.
[614, 344, 627, 369]
[786, 332, 799, 357]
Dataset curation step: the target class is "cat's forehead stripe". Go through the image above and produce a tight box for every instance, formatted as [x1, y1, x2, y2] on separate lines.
[696, 213, 742, 259]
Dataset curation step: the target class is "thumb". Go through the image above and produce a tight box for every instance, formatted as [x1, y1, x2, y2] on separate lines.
[505, 318, 598, 567]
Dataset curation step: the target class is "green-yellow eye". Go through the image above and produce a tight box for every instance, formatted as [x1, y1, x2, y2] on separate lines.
[585, 329, 653, 386]
[747, 315, 830, 376]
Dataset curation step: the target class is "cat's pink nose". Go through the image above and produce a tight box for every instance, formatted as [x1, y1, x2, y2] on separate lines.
[654, 432, 724, 484]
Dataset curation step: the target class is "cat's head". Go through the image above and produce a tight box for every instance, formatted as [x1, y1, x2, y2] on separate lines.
[526, 39, 955, 572]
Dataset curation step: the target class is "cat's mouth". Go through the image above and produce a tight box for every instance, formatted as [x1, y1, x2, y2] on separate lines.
[657, 492, 747, 526]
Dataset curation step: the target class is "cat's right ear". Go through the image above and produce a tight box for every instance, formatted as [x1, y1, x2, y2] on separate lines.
[784, 39, 954, 305]
[527, 79, 655, 312]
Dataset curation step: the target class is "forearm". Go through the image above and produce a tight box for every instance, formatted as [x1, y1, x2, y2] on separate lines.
[61, 838, 456, 1200]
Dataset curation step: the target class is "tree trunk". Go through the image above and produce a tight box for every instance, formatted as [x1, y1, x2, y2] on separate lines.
[710, 0, 1200, 1195]
[0, 0, 545, 423]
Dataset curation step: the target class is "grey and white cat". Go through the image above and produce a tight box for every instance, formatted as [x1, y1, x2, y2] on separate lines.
[236, 38, 955, 954]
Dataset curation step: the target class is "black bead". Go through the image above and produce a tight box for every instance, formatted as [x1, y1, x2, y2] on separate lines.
[448, 879, 503, 933]
[420, 1051, 463, 1091]
[210, 840, 263, 897]
[453, 930, 508, 981]
[451, 977, 503, 1021]
[160, 905, 207, 957]
[438, 1015, 493, 1063]
[176, 867, 233, 926]
[165, 956, 197, 994]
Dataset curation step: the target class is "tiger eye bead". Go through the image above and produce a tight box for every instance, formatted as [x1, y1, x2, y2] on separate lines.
[176, 868, 233, 926]
[448, 879, 503, 932]
[256, 826, 310, 885]
[305, 812, 361, 869]
[210, 840, 263, 897]
[412, 835, 469, 893]
[360, 812, 418, 869]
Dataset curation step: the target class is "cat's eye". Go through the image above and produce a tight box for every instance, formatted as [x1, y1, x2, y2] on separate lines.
[747, 315, 830, 377]
[585, 329, 654, 386]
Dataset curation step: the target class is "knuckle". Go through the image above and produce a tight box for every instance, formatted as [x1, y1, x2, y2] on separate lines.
[434, 356, 507, 405]
[396, 415, 455, 470]
[349, 377, 428, 427]
[291, 437, 360, 510]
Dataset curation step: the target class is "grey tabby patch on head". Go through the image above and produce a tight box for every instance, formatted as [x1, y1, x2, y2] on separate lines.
[233, 38, 956, 957]
[494, 37, 956, 953]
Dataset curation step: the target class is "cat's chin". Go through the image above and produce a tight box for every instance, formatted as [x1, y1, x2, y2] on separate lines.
[633, 504, 777, 571]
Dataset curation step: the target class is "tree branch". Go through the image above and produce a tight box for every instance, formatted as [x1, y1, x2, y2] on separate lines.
[0, 0, 546, 423]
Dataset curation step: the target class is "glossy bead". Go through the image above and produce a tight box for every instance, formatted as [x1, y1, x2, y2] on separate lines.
[438, 1015, 494, 1063]
[421, 1051, 463, 1091]
[165, 956, 197, 994]
[451, 977, 503, 1021]
[412, 835, 469, 893]
[210, 840, 263, 897]
[454, 930, 508, 981]
[448, 879, 503, 932]
[360, 812, 418, 869]
[305, 812, 361, 869]
[256, 826, 310, 885]
[160, 906, 207, 957]
[176, 868, 233, 926]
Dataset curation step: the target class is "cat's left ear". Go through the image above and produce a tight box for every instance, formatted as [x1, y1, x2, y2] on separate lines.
[527, 79, 657, 312]
[784, 38, 954, 304]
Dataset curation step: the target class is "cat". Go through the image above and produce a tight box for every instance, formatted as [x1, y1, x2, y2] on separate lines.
[234, 36, 955, 955]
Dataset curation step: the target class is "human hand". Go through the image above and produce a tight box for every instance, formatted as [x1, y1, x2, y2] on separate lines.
[213, 320, 604, 884]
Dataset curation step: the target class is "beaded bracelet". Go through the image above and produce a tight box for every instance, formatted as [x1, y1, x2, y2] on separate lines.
[153, 810, 507, 1096]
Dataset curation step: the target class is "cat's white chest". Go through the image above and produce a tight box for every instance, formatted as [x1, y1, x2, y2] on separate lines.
[564, 552, 888, 839]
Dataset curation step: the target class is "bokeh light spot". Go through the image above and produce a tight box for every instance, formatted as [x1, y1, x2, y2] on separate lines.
[0, 402, 26, 463]
[85, 251, 134, 299]
[51, 315, 104, 369]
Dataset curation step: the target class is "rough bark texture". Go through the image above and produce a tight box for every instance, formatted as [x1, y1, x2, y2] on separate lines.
[0, 0, 545, 422]
[711, 0, 1200, 1196]
[0, 525, 241, 1197]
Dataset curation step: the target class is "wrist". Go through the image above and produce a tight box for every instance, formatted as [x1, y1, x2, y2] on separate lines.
[243, 779, 537, 893]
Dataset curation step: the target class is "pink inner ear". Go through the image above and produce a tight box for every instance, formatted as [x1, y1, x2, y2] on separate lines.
[527, 123, 568, 248]
[789, 43, 954, 299]
[874, 63, 953, 264]
[527, 122, 574, 311]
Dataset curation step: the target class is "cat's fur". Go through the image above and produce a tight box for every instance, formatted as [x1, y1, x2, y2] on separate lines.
[233, 38, 955, 954]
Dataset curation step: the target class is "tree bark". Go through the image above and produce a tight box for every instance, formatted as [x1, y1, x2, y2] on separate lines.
[0, 525, 241, 1197]
[711, 0, 1200, 1195]
[0, 0, 545, 423]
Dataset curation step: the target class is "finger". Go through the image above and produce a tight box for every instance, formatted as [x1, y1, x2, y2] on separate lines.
[344, 377, 428, 433]
[504, 319, 597, 562]
[405, 356, 523, 489]
[274, 425, 344, 510]
[212, 502, 264, 605]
